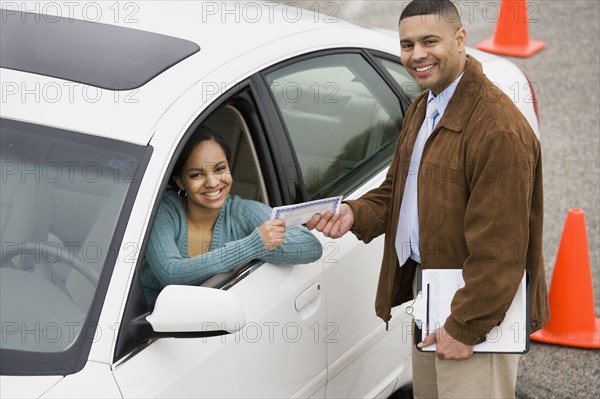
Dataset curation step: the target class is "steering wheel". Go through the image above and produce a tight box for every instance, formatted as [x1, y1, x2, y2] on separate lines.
[0, 241, 100, 285]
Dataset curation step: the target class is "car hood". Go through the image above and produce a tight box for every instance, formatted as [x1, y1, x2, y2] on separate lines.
[0, 375, 63, 398]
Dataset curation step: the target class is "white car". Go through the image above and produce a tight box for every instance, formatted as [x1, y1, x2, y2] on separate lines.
[0, 2, 540, 398]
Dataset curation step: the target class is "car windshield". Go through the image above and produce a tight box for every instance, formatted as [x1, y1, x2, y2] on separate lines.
[0, 119, 149, 375]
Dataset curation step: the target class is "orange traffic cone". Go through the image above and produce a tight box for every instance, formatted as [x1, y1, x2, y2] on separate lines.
[531, 209, 600, 348]
[477, 0, 545, 57]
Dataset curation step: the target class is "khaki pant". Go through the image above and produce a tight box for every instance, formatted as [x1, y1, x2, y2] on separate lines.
[412, 344, 521, 399]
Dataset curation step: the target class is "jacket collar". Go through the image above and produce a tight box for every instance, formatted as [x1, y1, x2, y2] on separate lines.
[414, 55, 485, 134]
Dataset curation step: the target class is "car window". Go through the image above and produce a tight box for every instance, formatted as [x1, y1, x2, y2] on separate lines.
[265, 53, 403, 199]
[0, 118, 148, 373]
[376, 58, 422, 102]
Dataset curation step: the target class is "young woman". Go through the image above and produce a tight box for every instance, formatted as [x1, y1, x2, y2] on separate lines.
[140, 128, 323, 307]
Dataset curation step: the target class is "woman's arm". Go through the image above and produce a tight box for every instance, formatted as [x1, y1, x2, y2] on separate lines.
[145, 213, 268, 286]
[143, 196, 269, 287]
[145, 196, 323, 287]
[233, 198, 323, 265]
[260, 224, 323, 265]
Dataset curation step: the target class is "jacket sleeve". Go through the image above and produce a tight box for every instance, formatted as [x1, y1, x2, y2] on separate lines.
[444, 130, 538, 345]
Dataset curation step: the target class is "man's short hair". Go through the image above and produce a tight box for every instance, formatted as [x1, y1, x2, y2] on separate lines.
[399, 0, 462, 27]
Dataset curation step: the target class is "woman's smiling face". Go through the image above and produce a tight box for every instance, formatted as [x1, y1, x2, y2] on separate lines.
[175, 139, 232, 211]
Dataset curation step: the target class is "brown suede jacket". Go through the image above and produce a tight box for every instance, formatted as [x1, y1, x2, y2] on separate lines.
[346, 56, 549, 346]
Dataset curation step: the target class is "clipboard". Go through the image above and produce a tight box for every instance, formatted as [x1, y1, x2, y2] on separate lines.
[406, 269, 530, 353]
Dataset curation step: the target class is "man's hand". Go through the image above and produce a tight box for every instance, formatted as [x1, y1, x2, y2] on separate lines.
[418, 327, 474, 360]
[306, 203, 354, 239]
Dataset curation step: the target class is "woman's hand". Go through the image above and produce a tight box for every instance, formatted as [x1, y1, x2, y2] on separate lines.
[258, 219, 286, 251]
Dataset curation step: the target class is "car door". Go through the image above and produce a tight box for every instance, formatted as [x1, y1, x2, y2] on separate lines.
[111, 86, 328, 398]
[262, 50, 416, 398]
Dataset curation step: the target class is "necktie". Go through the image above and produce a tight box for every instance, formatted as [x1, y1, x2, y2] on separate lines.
[395, 97, 439, 266]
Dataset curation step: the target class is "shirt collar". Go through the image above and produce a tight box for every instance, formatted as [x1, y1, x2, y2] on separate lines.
[428, 71, 465, 119]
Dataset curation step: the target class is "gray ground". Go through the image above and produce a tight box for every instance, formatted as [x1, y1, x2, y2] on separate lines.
[283, 0, 600, 397]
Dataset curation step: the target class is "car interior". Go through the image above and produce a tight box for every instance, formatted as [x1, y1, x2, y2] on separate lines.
[271, 79, 397, 196]
[200, 104, 268, 204]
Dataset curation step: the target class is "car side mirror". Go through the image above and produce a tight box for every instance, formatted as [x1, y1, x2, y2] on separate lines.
[146, 285, 245, 334]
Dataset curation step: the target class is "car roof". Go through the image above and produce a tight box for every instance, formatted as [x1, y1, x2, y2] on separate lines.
[1, 1, 401, 145]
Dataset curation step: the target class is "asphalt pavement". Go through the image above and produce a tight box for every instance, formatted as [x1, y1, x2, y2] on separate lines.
[284, 1, 600, 397]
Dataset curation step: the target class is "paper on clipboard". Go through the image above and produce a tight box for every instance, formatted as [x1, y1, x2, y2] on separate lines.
[406, 269, 530, 353]
[270, 196, 343, 227]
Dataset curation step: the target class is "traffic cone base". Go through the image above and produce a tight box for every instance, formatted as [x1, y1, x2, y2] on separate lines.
[530, 209, 599, 349]
[476, 0, 545, 58]
[531, 318, 600, 349]
[476, 38, 545, 58]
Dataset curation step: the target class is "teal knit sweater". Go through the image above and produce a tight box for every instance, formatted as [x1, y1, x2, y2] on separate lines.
[140, 191, 323, 307]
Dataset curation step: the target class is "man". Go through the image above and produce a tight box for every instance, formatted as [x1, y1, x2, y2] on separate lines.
[308, 0, 549, 397]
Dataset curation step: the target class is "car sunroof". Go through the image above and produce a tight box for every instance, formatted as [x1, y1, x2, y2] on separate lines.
[0, 9, 200, 90]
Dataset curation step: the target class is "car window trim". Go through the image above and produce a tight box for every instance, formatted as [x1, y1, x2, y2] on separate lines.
[248, 74, 305, 205]
[363, 49, 416, 111]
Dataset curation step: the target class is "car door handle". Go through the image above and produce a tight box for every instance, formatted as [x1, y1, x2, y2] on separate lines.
[295, 283, 321, 311]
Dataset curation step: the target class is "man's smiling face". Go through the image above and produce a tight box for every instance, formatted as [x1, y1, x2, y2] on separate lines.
[399, 13, 467, 95]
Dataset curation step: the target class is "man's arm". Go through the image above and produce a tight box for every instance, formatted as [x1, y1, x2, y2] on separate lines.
[445, 130, 537, 347]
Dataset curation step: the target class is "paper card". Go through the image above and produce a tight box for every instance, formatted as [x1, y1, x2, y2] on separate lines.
[271, 196, 343, 227]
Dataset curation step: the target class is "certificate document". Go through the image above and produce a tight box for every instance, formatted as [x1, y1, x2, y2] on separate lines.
[271, 196, 343, 227]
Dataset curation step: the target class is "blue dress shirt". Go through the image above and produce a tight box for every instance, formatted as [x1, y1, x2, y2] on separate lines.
[395, 73, 464, 266]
